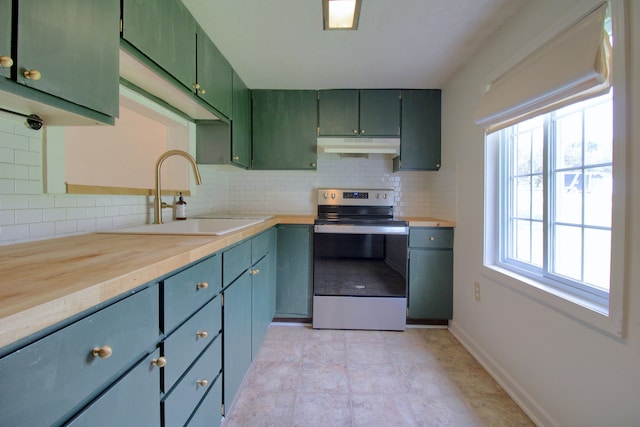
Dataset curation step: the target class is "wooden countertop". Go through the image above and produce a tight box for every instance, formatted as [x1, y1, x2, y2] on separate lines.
[0, 215, 316, 349]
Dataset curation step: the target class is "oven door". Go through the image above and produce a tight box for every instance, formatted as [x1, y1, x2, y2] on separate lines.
[312, 224, 408, 331]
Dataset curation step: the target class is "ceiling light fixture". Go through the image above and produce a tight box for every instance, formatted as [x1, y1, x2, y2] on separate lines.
[322, 0, 361, 30]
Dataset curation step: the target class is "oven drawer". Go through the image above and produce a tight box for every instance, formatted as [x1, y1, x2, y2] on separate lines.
[409, 227, 454, 249]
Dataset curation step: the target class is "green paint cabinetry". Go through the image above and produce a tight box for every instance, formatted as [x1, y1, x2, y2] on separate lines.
[275, 225, 313, 318]
[0, 0, 12, 79]
[0, 0, 119, 123]
[122, 0, 196, 92]
[0, 285, 160, 427]
[252, 90, 318, 170]
[196, 25, 233, 119]
[318, 89, 401, 137]
[231, 70, 251, 168]
[408, 227, 454, 320]
[394, 90, 442, 171]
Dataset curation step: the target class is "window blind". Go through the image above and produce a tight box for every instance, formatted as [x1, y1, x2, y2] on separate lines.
[474, 2, 611, 133]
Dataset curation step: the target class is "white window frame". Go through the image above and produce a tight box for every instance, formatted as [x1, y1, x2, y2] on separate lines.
[483, 0, 627, 337]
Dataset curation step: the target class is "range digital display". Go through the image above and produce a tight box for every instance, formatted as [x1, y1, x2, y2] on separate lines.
[343, 191, 368, 199]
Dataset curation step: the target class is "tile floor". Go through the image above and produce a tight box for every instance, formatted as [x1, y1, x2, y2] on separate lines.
[222, 325, 533, 427]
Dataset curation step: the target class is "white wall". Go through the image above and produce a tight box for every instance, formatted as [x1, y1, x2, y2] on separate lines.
[442, 0, 640, 425]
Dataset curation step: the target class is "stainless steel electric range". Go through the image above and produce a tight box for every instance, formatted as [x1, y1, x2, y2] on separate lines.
[312, 188, 408, 331]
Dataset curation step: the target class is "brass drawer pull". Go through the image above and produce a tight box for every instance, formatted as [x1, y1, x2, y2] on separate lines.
[0, 56, 13, 68]
[196, 330, 208, 339]
[23, 69, 41, 80]
[151, 357, 167, 368]
[429, 236, 435, 241]
[92, 345, 112, 359]
[196, 281, 208, 290]
[197, 379, 208, 387]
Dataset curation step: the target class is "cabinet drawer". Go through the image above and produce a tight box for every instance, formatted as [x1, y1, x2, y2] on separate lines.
[0, 285, 158, 427]
[163, 297, 222, 392]
[223, 240, 251, 287]
[163, 338, 222, 427]
[186, 375, 222, 426]
[252, 231, 270, 264]
[65, 350, 161, 427]
[409, 227, 454, 249]
[163, 254, 222, 334]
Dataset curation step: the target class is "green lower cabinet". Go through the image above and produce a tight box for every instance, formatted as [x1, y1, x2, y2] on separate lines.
[223, 271, 252, 410]
[251, 255, 271, 359]
[275, 225, 313, 318]
[66, 350, 161, 427]
[407, 227, 454, 320]
[185, 374, 222, 426]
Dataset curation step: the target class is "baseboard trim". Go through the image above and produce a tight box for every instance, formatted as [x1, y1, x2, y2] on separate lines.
[449, 321, 558, 427]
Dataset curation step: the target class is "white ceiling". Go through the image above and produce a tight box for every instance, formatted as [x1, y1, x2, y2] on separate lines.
[182, 0, 527, 90]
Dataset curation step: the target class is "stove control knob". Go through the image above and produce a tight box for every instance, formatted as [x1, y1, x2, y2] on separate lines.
[331, 193, 336, 199]
[323, 192, 328, 199]
[383, 193, 387, 199]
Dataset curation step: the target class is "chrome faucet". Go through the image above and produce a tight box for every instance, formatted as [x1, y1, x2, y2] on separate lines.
[154, 150, 202, 224]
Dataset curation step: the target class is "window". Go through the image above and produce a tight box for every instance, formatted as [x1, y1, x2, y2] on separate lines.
[499, 92, 612, 308]
[478, 1, 626, 336]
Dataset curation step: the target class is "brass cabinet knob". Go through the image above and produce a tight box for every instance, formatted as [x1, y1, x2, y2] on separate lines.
[353, 129, 358, 134]
[197, 379, 208, 387]
[23, 69, 42, 80]
[429, 236, 435, 241]
[250, 268, 260, 276]
[0, 56, 13, 68]
[193, 83, 201, 90]
[198, 88, 206, 95]
[360, 129, 365, 134]
[196, 281, 208, 289]
[436, 163, 441, 168]
[196, 330, 208, 338]
[310, 163, 316, 168]
[92, 345, 112, 359]
[232, 156, 240, 161]
[151, 357, 167, 368]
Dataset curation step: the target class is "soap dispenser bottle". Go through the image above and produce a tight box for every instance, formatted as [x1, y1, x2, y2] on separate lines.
[176, 192, 187, 220]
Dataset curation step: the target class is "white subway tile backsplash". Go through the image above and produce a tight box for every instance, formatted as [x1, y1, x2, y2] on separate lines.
[15, 209, 43, 224]
[15, 180, 42, 195]
[0, 224, 30, 243]
[29, 222, 55, 238]
[14, 149, 41, 166]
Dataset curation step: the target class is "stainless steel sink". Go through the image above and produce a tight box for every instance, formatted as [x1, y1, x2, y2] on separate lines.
[100, 218, 265, 236]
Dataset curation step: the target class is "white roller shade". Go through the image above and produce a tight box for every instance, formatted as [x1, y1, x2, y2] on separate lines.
[474, 2, 611, 133]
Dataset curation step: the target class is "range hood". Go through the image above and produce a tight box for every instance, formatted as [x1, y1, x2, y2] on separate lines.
[317, 137, 400, 158]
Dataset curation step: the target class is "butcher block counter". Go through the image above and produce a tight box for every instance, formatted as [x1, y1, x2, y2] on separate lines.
[0, 215, 315, 350]
[402, 217, 456, 227]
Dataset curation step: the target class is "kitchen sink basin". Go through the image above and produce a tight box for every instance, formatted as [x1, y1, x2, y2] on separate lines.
[100, 218, 265, 236]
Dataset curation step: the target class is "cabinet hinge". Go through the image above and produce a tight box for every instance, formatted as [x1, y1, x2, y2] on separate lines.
[221, 294, 224, 307]
[221, 403, 225, 416]
[317, 126, 320, 136]
[399, 91, 402, 99]
[119, 19, 123, 34]
[407, 249, 410, 260]
[406, 307, 410, 317]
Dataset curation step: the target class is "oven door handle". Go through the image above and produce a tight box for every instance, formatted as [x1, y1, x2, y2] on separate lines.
[314, 224, 408, 235]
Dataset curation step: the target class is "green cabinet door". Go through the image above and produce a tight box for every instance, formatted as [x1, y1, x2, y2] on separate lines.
[359, 89, 401, 136]
[394, 89, 442, 171]
[0, 0, 11, 79]
[122, 0, 196, 91]
[231, 70, 251, 168]
[223, 272, 252, 408]
[318, 89, 359, 136]
[318, 89, 400, 136]
[275, 225, 313, 318]
[17, 0, 119, 117]
[408, 249, 453, 320]
[251, 255, 270, 359]
[252, 90, 318, 170]
[196, 26, 233, 118]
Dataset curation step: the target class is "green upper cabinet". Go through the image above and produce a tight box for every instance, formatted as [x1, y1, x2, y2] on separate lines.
[0, 0, 11, 79]
[121, 0, 196, 92]
[196, 25, 233, 119]
[2, 0, 120, 119]
[394, 89, 442, 171]
[231, 70, 251, 168]
[252, 90, 318, 170]
[318, 89, 400, 137]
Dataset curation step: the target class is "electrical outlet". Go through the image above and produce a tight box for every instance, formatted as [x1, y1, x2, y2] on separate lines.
[474, 282, 481, 302]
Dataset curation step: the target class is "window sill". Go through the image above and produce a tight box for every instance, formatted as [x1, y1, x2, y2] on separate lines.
[482, 264, 623, 338]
